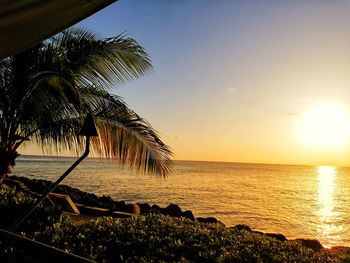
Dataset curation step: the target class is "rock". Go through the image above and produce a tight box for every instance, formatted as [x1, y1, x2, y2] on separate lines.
[122, 204, 134, 213]
[122, 203, 141, 215]
[114, 201, 126, 211]
[83, 193, 101, 207]
[98, 195, 114, 209]
[197, 217, 218, 224]
[293, 239, 324, 252]
[86, 192, 98, 200]
[56, 185, 69, 194]
[32, 180, 49, 193]
[150, 204, 162, 213]
[164, 204, 183, 217]
[137, 203, 151, 214]
[70, 190, 83, 203]
[266, 233, 287, 242]
[233, 224, 252, 232]
[183, 210, 195, 221]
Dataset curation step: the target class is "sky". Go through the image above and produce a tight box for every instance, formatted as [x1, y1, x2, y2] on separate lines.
[24, 1, 350, 166]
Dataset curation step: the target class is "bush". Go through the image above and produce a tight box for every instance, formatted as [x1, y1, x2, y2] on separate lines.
[0, 184, 62, 262]
[33, 214, 348, 262]
[0, 184, 60, 232]
[1, 184, 350, 262]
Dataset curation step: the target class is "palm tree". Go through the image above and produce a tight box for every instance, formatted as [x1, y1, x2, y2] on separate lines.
[0, 28, 172, 181]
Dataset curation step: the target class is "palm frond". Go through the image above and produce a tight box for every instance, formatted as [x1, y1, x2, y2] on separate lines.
[88, 92, 172, 176]
[0, 27, 172, 177]
[31, 88, 173, 176]
[50, 28, 153, 88]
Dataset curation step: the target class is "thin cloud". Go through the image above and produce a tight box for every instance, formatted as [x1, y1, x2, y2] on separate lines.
[226, 85, 237, 94]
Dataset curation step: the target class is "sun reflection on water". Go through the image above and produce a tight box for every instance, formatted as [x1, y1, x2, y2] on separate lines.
[317, 166, 342, 247]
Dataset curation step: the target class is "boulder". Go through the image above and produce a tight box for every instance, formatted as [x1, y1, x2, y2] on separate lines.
[197, 217, 218, 224]
[56, 185, 70, 194]
[183, 210, 195, 221]
[150, 204, 162, 214]
[83, 193, 101, 207]
[114, 201, 126, 211]
[233, 224, 252, 232]
[137, 203, 151, 214]
[121, 203, 141, 215]
[70, 190, 83, 203]
[164, 204, 183, 217]
[266, 233, 287, 242]
[293, 239, 324, 252]
[98, 195, 114, 209]
[31, 180, 49, 193]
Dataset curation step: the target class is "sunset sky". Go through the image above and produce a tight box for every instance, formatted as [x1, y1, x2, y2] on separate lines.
[23, 1, 350, 166]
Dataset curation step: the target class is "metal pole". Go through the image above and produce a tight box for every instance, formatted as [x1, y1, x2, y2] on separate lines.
[8, 136, 91, 232]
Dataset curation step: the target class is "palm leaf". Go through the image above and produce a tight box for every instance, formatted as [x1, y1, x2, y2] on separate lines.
[50, 28, 153, 88]
[0, 27, 172, 177]
[31, 88, 172, 176]
[89, 92, 172, 176]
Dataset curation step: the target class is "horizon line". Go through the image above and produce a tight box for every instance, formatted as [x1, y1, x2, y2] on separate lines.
[18, 154, 347, 169]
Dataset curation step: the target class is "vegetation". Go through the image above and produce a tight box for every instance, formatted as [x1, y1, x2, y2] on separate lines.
[0, 28, 172, 180]
[1, 184, 350, 262]
[0, 184, 59, 232]
[32, 215, 350, 263]
[0, 184, 63, 262]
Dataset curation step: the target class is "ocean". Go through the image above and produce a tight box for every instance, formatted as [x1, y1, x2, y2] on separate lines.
[13, 155, 350, 248]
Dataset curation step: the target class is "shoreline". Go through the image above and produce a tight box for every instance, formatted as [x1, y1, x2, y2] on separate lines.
[6, 175, 350, 253]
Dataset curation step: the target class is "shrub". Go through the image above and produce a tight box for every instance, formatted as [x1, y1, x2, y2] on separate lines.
[33, 214, 348, 262]
[1, 184, 350, 262]
[0, 184, 60, 232]
[0, 184, 62, 262]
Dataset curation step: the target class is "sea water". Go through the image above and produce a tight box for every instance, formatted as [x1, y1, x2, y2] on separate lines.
[13, 155, 350, 248]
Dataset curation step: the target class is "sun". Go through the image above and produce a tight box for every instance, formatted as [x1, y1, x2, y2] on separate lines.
[297, 102, 350, 150]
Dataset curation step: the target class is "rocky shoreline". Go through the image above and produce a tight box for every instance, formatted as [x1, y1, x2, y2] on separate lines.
[7, 175, 350, 253]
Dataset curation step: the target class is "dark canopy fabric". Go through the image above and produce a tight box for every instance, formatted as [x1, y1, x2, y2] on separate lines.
[0, 0, 117, 59]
